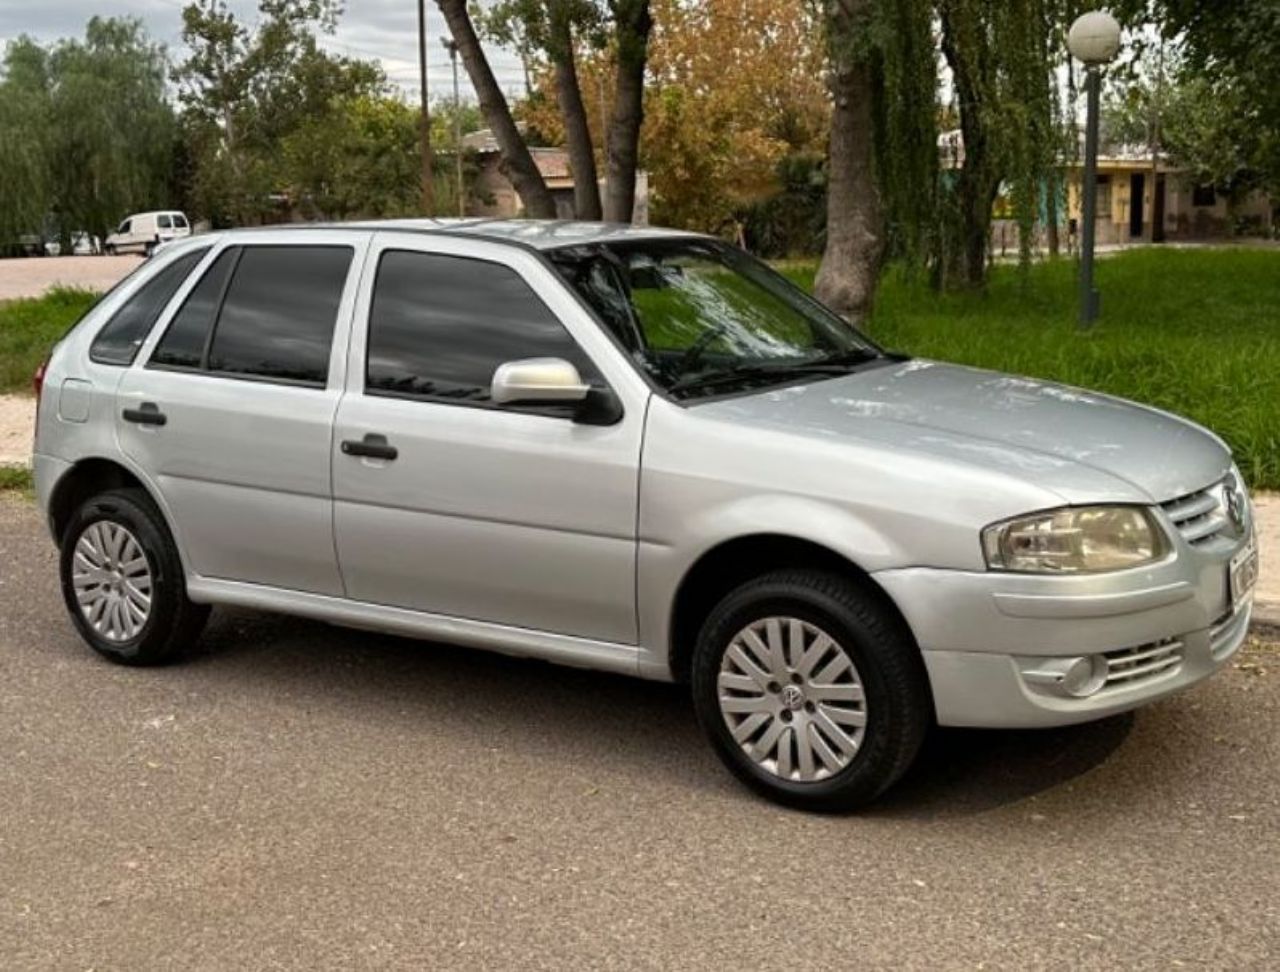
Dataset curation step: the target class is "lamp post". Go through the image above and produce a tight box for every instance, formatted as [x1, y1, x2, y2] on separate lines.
[441, 37, 465, 217]
[1068, 11, 1122, 328]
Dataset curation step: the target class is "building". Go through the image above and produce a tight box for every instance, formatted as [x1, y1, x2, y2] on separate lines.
[461, 129, 649, 223]
[939, 129, 1274, 248]
[1064, 152, 1272, 244]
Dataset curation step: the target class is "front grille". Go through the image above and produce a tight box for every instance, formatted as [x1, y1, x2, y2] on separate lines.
[1102, 637, 1184, 690]
[1161, 483, 1233, 547]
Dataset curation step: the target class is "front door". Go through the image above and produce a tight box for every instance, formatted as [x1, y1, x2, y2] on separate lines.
[332, 234, 646, 644]
[118, 232, 368, 594]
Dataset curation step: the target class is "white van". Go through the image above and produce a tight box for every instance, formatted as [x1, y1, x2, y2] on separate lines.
[104, 212, 191, 255]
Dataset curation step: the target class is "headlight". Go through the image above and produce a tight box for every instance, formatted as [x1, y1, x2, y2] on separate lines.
[982, 506, 1168, 573]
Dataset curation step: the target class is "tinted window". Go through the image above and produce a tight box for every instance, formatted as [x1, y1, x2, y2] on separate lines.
[367, 251, 598, 404]
[151, 248, 238, 369]
[90, 247, 209, 365]
[157, 214, 172, 229]
[207, 246, 352, 385]
[174, 214, 188, 228]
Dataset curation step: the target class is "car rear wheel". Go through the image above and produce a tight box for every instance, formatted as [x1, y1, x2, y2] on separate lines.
[59, 488, 209, 665]
[691, 569, 930, 811]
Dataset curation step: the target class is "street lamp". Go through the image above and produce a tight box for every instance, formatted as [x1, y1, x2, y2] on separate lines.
[1068, 10, 1122, 328]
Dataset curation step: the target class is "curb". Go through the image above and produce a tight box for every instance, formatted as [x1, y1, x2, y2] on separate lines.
[1252, 598, 1280, 638]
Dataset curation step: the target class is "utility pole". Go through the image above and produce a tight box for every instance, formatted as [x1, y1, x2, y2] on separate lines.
[417, 0, 435, 215]
[442, 37, 465, 217]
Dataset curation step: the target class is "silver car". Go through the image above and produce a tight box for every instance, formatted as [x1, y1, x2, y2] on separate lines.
[33, 220, 1258, 809]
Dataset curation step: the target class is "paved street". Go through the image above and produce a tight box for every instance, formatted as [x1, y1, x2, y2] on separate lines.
[1, 496, 1278, 970]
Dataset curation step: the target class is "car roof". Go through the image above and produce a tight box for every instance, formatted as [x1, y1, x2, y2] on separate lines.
[216, 218, 705, 252]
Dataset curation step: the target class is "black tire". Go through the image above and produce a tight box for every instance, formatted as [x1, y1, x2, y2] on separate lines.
[104, 243, 115, 256]
[59, 488, 209, 666]
[691, 569, 930, 811]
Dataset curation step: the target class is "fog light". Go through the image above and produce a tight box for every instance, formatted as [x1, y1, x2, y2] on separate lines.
[1022, 655, 1108, 698]
[1060, 655, 1107, 698]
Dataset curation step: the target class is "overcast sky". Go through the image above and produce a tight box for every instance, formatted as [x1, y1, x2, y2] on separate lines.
[0, 0, 524, 102]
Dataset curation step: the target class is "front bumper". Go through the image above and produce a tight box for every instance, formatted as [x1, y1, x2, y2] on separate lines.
[874, 529, 1254, 728]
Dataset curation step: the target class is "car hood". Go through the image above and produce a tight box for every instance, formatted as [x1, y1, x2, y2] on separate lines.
[697, 359, 1230, 504]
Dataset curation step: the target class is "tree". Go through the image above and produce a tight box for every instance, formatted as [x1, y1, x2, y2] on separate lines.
[436, 0, 558, 218]
[1117, 0, 1280, 199]
[176, 0, 386, 225]
[0, 39, 53, 246]
[933, 0, 1063, 289]
[480, 0, 605, 219]
[604, 0, 652, 222]
[0, 19, 175, 248]
[814, 0, 883, 322]
[813, 0, 936, 321]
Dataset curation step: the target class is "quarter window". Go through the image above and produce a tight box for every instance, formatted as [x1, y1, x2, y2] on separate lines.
[90, 247, 210, 365]
[366, 250, 599, 405]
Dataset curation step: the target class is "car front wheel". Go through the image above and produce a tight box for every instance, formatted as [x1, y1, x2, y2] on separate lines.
[59, 488, 209, 665]
[691, 569, 931, 811]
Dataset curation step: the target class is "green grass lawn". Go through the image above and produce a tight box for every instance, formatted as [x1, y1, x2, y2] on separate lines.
[0, 286, 100, 393]
[0, 248, 1276, 488]
[782, 248, 1280, 490]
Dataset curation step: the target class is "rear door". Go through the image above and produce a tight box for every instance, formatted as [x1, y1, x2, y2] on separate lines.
[118, 230, 369, 594]
[331, 233, 648, 643]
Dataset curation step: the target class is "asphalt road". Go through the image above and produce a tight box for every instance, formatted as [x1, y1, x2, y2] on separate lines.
[1, 496, 1278, 970]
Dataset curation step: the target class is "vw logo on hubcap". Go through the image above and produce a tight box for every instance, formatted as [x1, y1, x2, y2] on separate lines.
[781, 684, 805, 710]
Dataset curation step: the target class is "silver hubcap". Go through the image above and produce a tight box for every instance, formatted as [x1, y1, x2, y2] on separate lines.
[72, 521, 152, 643]
[718, 617, 868, 783]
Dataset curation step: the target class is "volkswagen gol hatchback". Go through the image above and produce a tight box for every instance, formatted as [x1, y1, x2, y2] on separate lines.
[33, 220, 1258, 810]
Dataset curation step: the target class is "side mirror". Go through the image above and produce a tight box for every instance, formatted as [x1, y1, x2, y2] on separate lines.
[491, 357, 590, 405]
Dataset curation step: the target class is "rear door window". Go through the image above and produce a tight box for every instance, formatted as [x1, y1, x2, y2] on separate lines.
[207, 246, 353, 385]
[157, 214, 172, 229]
[149, 245, 352, 385]
[91, 247, 210, 365]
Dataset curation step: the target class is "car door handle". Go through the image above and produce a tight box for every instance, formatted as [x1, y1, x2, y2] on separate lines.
[122, 402, 167, 426]
[341, 434, 398, 461]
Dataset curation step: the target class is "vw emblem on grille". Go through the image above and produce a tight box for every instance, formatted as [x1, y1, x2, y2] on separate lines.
[1224, 474, 1246, 535]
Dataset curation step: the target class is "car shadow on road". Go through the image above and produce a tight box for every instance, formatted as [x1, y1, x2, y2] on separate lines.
[187, 608, 1134, 817]
[867, 715, 1134, 820]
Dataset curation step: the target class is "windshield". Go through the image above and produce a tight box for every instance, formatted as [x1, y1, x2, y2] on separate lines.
[549, 239, 884, 400]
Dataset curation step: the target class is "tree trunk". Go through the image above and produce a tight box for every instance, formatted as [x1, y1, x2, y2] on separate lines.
[436, 0, 556, 219]
[939, 2, 997, 288]
[549, 9, 601, 220]
[604, 0, 652, 223]
[813, 0, 883, 324]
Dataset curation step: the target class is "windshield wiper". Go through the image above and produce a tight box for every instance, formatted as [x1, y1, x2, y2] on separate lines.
[669, 356, 873, 395]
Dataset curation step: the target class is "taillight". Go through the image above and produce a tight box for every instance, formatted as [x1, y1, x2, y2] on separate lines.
[33, 356, 49, 422]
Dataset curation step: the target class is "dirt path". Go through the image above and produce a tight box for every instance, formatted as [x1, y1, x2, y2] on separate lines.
[0, 394, 34, 465]
[0, 255, 141, 301]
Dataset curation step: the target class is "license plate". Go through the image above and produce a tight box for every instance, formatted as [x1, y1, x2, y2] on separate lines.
[1230, 534, 1259, 608]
